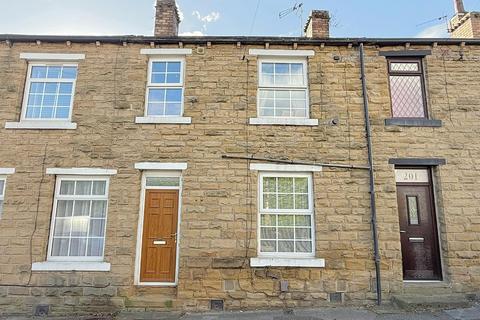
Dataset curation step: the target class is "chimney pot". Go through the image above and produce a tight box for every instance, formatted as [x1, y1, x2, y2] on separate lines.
[154, 0, 180, 37]
[304, 10, 330, 38]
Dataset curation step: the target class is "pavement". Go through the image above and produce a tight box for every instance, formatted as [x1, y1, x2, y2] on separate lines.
[3, 304, 480, 320]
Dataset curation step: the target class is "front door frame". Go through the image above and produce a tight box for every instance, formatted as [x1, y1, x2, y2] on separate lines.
[134, 171, 182, 286]
[395, 166, 444, 282]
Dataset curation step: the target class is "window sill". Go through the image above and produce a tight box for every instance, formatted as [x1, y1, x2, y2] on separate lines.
[135, 116, 192, 124]
[249, 118, 319, 126]
[5, 121, 77, 130]
[384, 118, 442, 127]
[31, 261, 111, 272]
[250, 257, 325, 268]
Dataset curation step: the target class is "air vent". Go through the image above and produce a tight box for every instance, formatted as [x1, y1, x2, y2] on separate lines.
[329, 292, 344, 303]
[210, 299, 224, 311]
[34, 305, 49, 317]
[196, 46, 205, 55]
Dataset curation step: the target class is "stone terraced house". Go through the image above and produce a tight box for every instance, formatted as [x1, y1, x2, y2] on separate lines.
[0, 0, 479, 316]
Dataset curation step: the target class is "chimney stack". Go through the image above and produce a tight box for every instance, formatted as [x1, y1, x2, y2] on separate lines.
[454, 0, 466, 14]
[304, 10, 330, 38]
[154, 0, 180, 37]
[449, 0, 480, 38]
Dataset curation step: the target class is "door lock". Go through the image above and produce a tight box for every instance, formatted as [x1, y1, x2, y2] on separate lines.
[400, 230, 406, 233]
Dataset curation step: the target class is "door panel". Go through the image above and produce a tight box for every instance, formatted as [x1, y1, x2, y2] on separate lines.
[397, 184, 442, 280]
[140, 190, 179, 283]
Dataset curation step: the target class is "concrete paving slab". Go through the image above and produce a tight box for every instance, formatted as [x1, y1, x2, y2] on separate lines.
[443, 305, 480, 320]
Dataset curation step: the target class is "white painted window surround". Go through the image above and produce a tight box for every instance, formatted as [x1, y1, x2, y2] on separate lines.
[0, 168, 15, 175]
[140, 48, 193, 55]
[249, 118, 318, 126]
[135, 116, 191, 124]
[250, 257, 325, 268]
[46, 168, 117, 176]
[32, 261, 111, 272]
[5, 121, 77, 130]
[249, 49, 315, 57]
[250, 163, 322, 172]
[134, 162, 188, 171]
[0, 168, 15, 218]
[19, 53, 85, 61]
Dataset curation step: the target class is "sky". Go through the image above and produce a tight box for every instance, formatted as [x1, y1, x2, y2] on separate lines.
[1, 0, 480, 38]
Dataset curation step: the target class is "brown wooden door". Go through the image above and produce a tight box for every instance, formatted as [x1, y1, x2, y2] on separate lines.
[397, 184, 442, 280]
[140, 190, 179, 283]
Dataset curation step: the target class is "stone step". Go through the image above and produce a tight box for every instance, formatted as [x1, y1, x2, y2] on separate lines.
[124, 295, 178, 309]
[402, 283, 455, 295]
[392, 294, 474, 310]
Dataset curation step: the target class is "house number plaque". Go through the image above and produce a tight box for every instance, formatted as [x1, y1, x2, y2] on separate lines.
[395, 169, 429, 183]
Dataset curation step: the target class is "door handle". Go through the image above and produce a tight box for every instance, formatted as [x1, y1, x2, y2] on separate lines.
[400, 231, 406, 233]
[153, 240, 167, 245]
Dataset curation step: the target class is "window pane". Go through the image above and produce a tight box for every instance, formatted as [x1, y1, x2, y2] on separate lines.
[166, 89, 182, 102]
[59, 83, 73, 94]
[263, 193, 277, 209]
[390, 62, 419, 72]
[56, 200, 74, 217]
[45, 83, 58, 94]
[91, 201, 107, 218]
[152, 62, 166, 72]
[165, 103, 181, 116]
[275, 63, 289, 74]
[296, 241, 312, 253]
[0, 180, 4, 195]
[57, 95, 71, 106]
[260, 240, 276, 253]
[278, 241, 295, 252]
[30, 82, 44, 94]
[278, 194, 294, 209]
[146, 177, 180, 187]
[291, 63, 303, 75]
[92, 181, 106, 195]
[261, 63, 274, 74]
[51, 238, 69, 256]
[75, 181, 92, 195]
[87, 238, 104, 256]
[294, 215, 312, 227]
[60, 181, 75, 195]
[61, 67, 77, 79]
[278, 215, 294, 226]
[89, 219, 106, 237]
[295, 194, 309, 209]
[54, 219, 71, 236]
[31, 66, 47, 78]
[71, 216, 89, 236]
[390, 75, 425, 118]
[47, 67, 62, 79]
[69, 238, 87, 256]
[407, 196, 419, 225]
[295, 178, 308, 193]
[295, 228, 311, 240]
[166, 73, 180, 83]
[278, 228, 294, 240]
[147, 103, 165, 116]
[278, 177, 293, 193]
[73, 200, 90, 217]
[263, 177, 276, 192]
[167, 62, 181, 72]
[149, 89, 166, 101]
[260, 227, 276, 239]
[40, 107, 54, 119]
[260, 214, 276, 226]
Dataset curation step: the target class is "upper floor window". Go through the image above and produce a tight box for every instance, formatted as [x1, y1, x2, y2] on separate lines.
[388, 58, 427, 118]
[258, 59, 309, 119]
[258, 172, 314, 258]
[23, 64, 78, 121]
[145, 59, 184, 117]
[48, 177, 110, 261]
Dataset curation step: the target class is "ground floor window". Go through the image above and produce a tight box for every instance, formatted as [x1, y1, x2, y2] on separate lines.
[258, 172, 314, 257]
[48, 176, 110, 261]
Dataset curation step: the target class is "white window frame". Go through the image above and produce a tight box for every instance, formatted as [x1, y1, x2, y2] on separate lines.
[46, 175, 110, 263]
[136, 57, 191, 124]
[250, 57, 318, 126]
[0, 176, 6, 218]
[5, 60, 80, 130]
[257, 171, 315, 259]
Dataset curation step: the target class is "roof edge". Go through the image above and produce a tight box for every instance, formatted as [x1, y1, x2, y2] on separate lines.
[1, 34, 480, 46]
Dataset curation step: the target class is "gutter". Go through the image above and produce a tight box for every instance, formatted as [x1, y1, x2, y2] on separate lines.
[1, 34, 480, 46]
[359, 43, 382, 306]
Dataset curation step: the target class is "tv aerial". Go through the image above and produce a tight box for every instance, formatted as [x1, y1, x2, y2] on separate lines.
[279, 2, 305, 36]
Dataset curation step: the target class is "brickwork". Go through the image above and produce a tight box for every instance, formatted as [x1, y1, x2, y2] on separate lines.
[0, 41, 479, 316]
[154, 0, 179, 37]
[450, 12, 480, 38]
[305, 11, 330, 38]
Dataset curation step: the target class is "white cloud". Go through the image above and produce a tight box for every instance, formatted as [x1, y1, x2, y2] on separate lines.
[180, 31, 205, 36]
[192, 10, 221, 23]
[416, 23, 449, 38]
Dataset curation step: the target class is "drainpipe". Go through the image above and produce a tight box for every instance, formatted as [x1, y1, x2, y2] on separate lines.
[359, 43, 382, 305]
